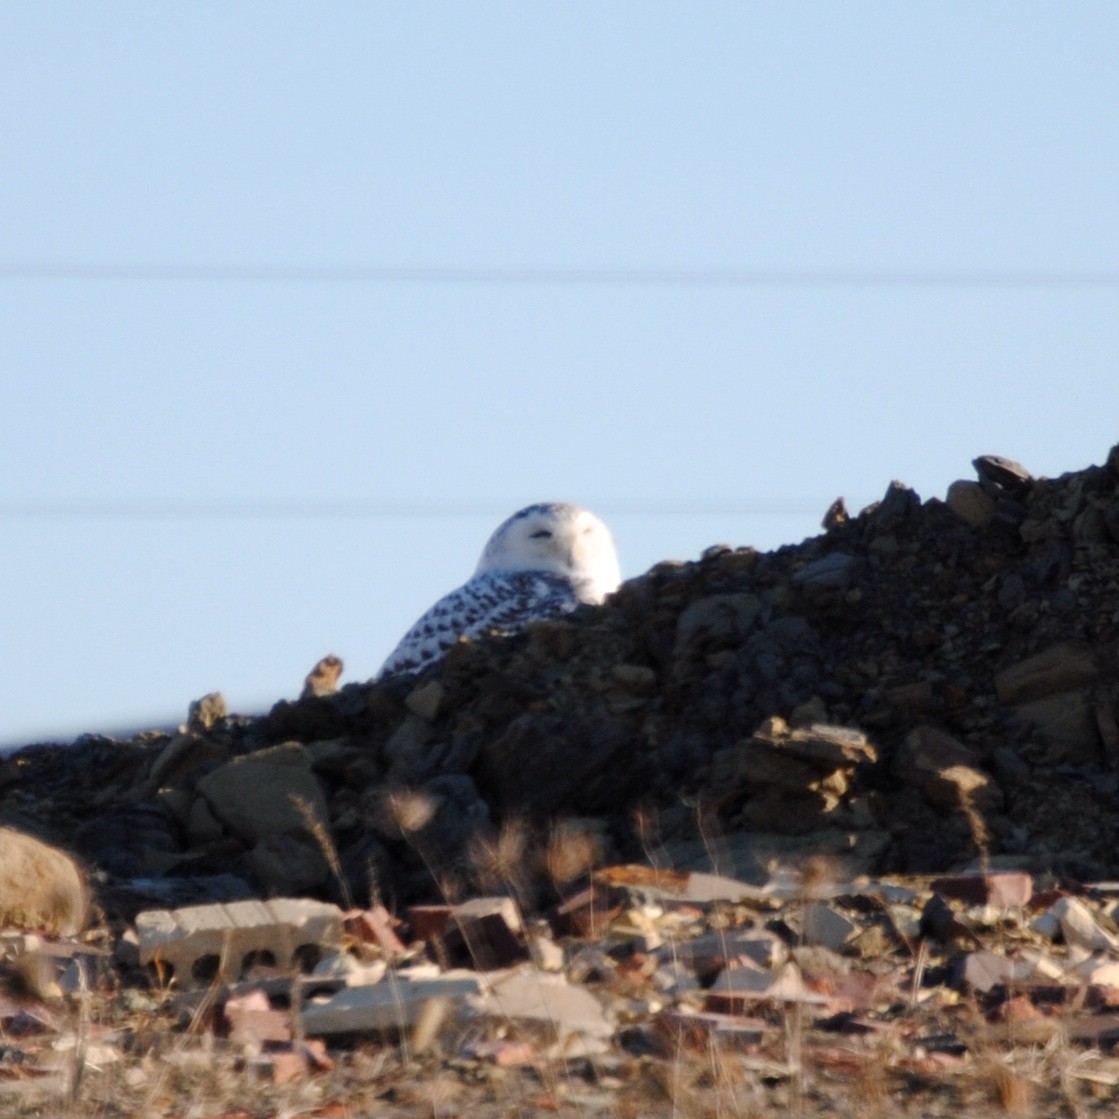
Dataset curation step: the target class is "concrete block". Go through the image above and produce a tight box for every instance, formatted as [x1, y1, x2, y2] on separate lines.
[136, 897, 343, 986]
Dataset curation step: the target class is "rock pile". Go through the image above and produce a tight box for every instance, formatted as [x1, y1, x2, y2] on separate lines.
[3, 444, 1119, 914]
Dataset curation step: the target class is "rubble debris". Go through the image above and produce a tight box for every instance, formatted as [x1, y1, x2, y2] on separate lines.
[3, 443, 1119, 1113]
[136, 898, 343, 986]
[300, 968, 481, 1035]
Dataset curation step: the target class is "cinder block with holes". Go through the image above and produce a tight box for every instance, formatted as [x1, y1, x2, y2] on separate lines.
[136, 898, 344, 986]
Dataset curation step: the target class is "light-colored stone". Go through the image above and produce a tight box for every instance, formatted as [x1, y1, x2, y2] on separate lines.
[469, 964, 614, 1042]
[708, 962, 828, 1005]
[454, 895, 523, 933]
[756, 722, 877, 769]
[1015, 689, 1102, 763]
[301, 969, 481, 1036]
[946, 480, 997, 529]
[925, 763, 1002, 814]
[187, 692, 227, 731]
[994, 641, 1098, 705]
[656, 1009, 767, 1052]
[195, 742, 330, 844]
[894, 726, 1003, 814]
[0, 827, 88, 935]
[894, 726, 981, 783]
[1074, 958, 1119, 988]
[301, 654, 343, 699]
[682, 872, 769, 904]
[1046, 896, 1119, 955]
[136, 897, 343, 986]
[659, 928, 787, 972]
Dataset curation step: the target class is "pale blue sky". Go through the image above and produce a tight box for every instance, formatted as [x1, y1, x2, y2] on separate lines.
[2, 4, 1117, 746]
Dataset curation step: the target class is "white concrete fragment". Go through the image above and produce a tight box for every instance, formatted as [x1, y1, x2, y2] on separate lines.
[453, 895, 524, 933]
[710, 962, 829, 1004]
[300, 970, 481, 1035]
[136, 898, 343, 986]
[682, 873, 767, 903]
[1052, 897, 1119, 954]
[310, 953, 387, 986]
[660, 928, 788, 971]
[469, 964, 614, 1041]
[1073, 958, 1119, 988]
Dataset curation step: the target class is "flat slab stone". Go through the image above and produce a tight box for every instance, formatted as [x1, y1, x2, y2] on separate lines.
[469, 965, 614, 1040]
[301, 970, 481, 1035]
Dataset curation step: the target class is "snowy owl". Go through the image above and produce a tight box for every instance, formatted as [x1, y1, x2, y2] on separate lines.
[379, 503, 621, 677]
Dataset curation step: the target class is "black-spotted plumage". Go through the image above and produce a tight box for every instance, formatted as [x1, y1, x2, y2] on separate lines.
[379, 503, 620, 677]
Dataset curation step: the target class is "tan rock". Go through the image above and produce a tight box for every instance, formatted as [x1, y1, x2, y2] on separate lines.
[770, 723, 877, 769]
[894, 725, 982, 784]
[0, 828, 88, 936]
[1016, 689, 1101, 763]
[675, 594, 762, 654]
[994, 641, 1098, 704]
[187, 691, 227, 731]
[946, 480, 997, 528]
[301, 654, 344, 699]
[195, 742, 331, 845]
[143, 732, 231, 793]
[925, 764, 1002, 815]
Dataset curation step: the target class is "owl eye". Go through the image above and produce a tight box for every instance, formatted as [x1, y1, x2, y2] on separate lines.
[529, 529, 552, 539]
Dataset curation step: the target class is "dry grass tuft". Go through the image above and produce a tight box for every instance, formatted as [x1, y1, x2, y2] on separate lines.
[631, 801, 667, 868]
[979, 1058, 1034, 1114]
[468, 817, 529, 897]
[1, 951, 61, 1003]
[959, 785, 991, 875]
[542, 820, 599, 890]
[798, 853, 842, 901]
[294, 794, 353, 909]
[385, 787, 438, 835]
[0, 826, 90, 937]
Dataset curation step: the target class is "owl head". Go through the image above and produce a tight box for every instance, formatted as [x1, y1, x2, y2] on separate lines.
[475, 502, 621, 603]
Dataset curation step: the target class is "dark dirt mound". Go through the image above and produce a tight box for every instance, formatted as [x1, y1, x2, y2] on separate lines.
[4, 444, 1119, 918]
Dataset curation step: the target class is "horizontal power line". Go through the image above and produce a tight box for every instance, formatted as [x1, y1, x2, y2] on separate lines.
[2, 263, 1119, 287]
[0, 500, 823, 521]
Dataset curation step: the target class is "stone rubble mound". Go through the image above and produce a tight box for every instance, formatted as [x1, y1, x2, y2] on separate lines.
[3, 443, 1119, 914]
